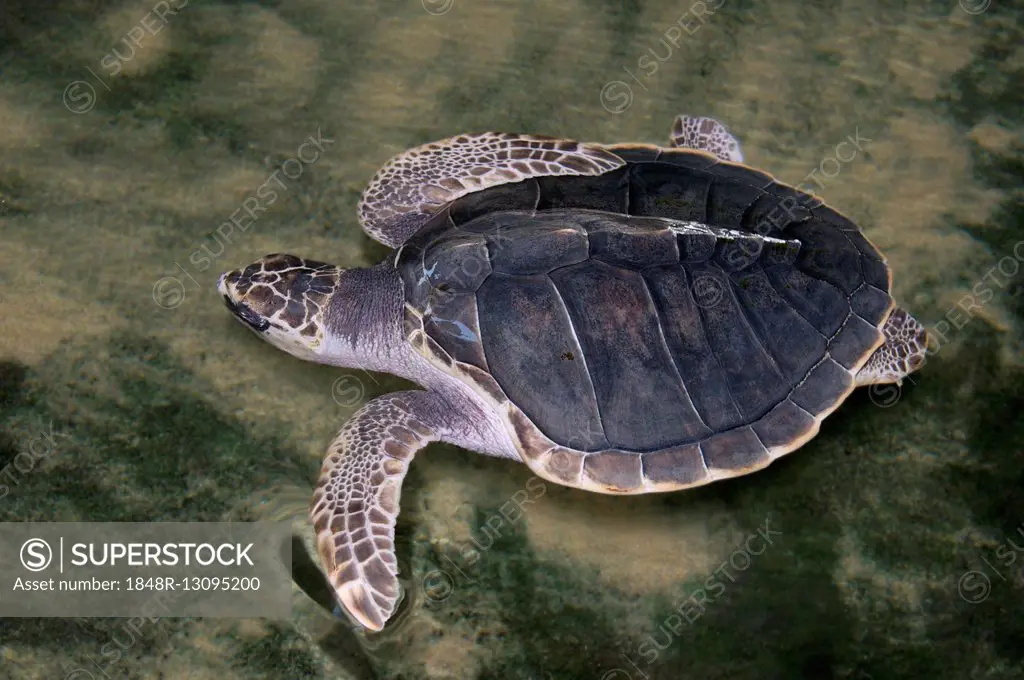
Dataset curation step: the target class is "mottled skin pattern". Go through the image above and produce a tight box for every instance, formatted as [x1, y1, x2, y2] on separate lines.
[219, 254, 341, 362]
[310, 391, 438, 632]
[671, 115, 745, 164]
[855, 307, 928, 386]
[356, 132, 624, 247]
[217, 115, 927, 632]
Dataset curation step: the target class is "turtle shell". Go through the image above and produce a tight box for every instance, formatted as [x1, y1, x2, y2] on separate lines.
[396, 146, 893, 493]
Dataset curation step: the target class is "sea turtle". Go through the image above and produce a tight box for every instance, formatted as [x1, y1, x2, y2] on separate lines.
[217, 115, 927, 631]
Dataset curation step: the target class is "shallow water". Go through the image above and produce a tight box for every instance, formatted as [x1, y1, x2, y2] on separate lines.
[1, 0, 1022, 678]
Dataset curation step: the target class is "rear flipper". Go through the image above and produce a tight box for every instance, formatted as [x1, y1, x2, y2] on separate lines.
[855, 307, 927, 386]
[670, 115, 745, 163]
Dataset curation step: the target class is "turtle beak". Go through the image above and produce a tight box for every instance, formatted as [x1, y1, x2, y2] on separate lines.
[218, 271, 271, 333]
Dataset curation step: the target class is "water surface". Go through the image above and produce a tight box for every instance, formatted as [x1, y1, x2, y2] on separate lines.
[1, 0, 1022, 678]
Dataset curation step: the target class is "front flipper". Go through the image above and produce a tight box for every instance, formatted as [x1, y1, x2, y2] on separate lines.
[670, 115, 745, 163]
[358, 132, 625, 247]
[310, 391, 440, 631]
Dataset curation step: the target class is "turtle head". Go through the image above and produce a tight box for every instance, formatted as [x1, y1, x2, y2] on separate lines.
[218, 254, 344, 363]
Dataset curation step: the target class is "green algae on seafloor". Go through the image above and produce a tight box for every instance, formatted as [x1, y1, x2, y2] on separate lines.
[0, 332, 316, 523]
[0, 333, 346, 678]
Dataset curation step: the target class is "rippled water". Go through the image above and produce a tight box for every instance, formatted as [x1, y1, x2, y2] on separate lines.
[0, 0, 1022, 678]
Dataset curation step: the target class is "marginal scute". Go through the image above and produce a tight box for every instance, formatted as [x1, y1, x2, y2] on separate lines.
[423, 334, 453, 368]
[405, 211, 457, 255]
[751, 400, 817, 452]
[842, 227, 885, 264]
[455, 361, 508, 405]
[770, 182, 822, 210]
[403, 305, 423, 332]
[861, 254, 892, 292]
[705, 161, 774, 187]
[812, 203, 860, 233]
[600, 143, 662, 163]
[543, 447, 584, 485]
[408, 328, 426, 353]
[629, 164, 712, 222]
[508, 406, 554, 462]
[701, 426, 770, 475]
[536, 167, 631, 214]
[790, 358, 853, 415]
[706, 180, 763, 227]
[641, 444, 708, 487]
[850, 283, 892, 323]
[655, 148, 720, 172]
[583, 451, 643, 492]
[828, 313, 884, 370]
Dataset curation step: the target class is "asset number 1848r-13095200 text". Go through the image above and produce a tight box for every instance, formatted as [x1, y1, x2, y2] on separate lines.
[126, 576, 261, 591]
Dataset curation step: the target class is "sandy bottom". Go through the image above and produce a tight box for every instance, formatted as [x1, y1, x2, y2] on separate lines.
[0, 0, 1021, 678]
